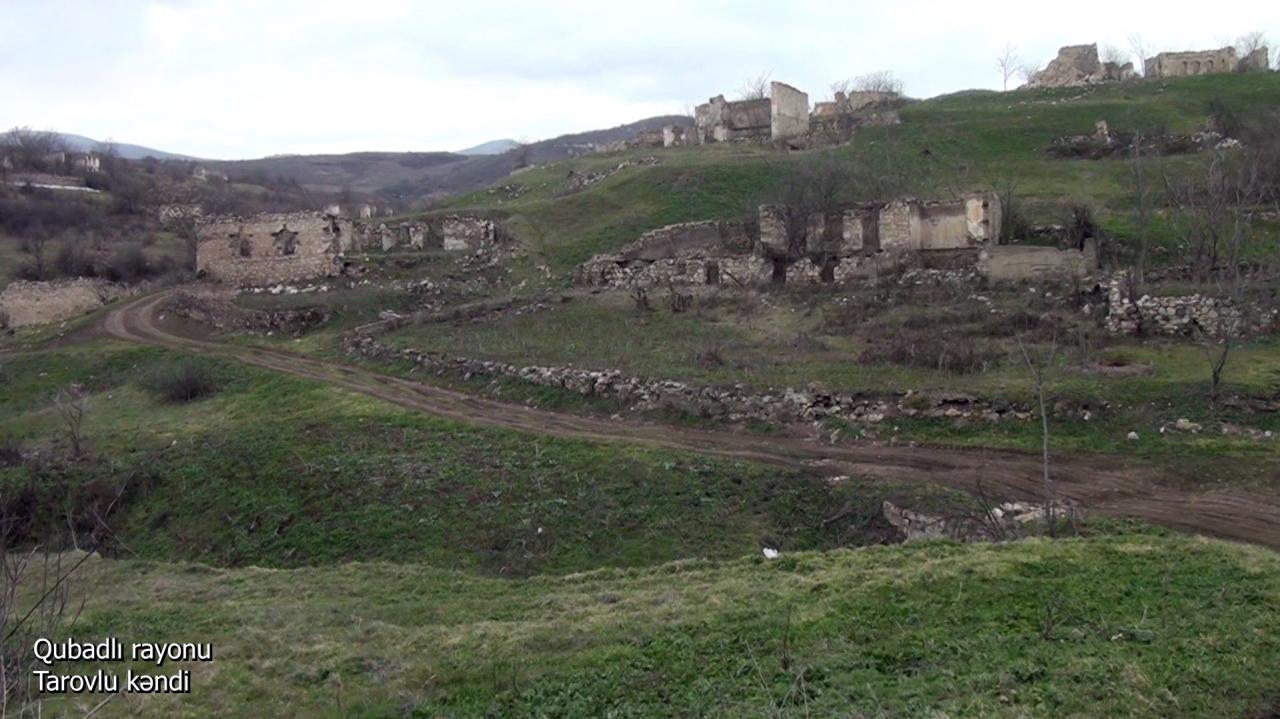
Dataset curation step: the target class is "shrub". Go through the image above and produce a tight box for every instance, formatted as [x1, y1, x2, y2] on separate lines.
[104, 243, 154, 283]
[142, 361, 219, 403]
[54, 238, 95, 278]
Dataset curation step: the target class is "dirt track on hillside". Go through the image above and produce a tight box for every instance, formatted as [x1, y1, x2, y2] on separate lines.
[103, 292, 1280, 549]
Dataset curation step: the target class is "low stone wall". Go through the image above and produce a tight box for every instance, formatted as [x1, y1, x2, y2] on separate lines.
[1105, 277, 1252, 337]
[978, 241, 1097, 282]
[344, 334, 1056, 426]
[0, 279, 132, 328]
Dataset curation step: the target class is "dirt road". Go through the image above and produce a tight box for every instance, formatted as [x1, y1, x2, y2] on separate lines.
[104, 292, 1280, 549]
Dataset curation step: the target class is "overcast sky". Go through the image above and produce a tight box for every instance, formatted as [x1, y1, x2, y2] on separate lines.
[2, 0, 1276, 160]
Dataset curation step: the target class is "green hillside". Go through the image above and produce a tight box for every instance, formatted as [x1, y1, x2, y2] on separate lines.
[422, 72, 1280, 274]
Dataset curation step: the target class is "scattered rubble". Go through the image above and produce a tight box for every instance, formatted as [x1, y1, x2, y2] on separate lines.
[564, 156, 660, 194]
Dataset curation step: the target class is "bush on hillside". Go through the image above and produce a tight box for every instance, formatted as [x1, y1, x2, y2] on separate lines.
[141, 361, 220, 403]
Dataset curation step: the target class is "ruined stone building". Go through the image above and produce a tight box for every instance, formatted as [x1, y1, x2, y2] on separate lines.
[576, 194, 1011, 287]
[694, 81, 810, 144]
[196, 211, 352, 285]
[1026, 44, 1136, 88]
[1145, 46, 1270, 77]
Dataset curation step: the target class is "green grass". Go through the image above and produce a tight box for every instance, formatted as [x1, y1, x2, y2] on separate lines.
[0, 342, 966, 573]
[29, 532, 1280, 717]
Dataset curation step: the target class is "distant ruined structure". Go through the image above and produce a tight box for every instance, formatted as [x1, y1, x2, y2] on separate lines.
[1145, 46, 1270, 77]
[1026, 44, 1136, 88]
[1028, 41, 1271, 87]
[673, 80, 898, 150]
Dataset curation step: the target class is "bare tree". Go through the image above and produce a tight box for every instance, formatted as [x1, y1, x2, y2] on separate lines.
[996, 43, 1022, 91]
[1237, 31, 1269, 56]
[53, 384, 90, 458]
[1016, 336, 1058, 538]
[761, 155, 853, 283]
[1, 126, 67, 172]
[18, 232, 52, 281]
[1128, 34, 1151, 75]
[1016, 62, 1039, 85]
[853, 71, 903, 95]
[738, 72, 772, 101]
[1100, 44, 1128, 66]
[828, 78, 854, 107]
[1129, 129, 1154, 287]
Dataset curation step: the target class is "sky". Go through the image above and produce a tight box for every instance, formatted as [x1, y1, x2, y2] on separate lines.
[1, 0, 1277, 160]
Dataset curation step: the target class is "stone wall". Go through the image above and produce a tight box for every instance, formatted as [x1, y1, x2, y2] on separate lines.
[0, 279, 132, 328]
[770, 81, 810, 141]
[350, 215, 505, 253]
[574, 219, 753, 287]
[345, 333, 1049, 426]
[694, 95, 772, 143]
[196, 212, 351, 286]
[1145, 47, 1238, 77]
[878, 195, 1000, 252]
[978, 240, 1097, 282]
[1103, 275, 1270, 337]
[813, 91, 897, 116]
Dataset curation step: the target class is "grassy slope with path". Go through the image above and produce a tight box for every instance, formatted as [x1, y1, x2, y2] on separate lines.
[0, 342, 966, 572]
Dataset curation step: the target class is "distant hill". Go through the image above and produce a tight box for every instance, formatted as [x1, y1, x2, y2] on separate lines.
[205, 115, 693, 202]
[53, 132, 200, 161]
[457, 139, 520, 156]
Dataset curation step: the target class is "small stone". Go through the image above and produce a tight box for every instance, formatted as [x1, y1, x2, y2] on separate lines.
[1126, 431, 1139, 441]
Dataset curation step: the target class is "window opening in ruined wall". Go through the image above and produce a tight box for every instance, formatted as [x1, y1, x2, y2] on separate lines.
[272, 225, 299, 256]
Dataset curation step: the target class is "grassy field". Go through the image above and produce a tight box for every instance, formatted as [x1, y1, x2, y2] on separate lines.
[0, 342, 973, 573]
[24, 532, 1280, 717]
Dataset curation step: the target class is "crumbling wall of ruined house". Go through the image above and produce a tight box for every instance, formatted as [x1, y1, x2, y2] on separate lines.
[1028, 44, 1135, 87]
[1145, 47, 1239, 77]
[442, 216, 501, 251]
[352, 220, 435, 251]
[574, 219, 753, 287]
[876, 194, 1000, 252]
[694, 95, 773, 143]
[196, 212, 351, 286]
[770, 81, 810, 141]
[349, 215, 501, 253]
[978, 239, 1098, 282]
